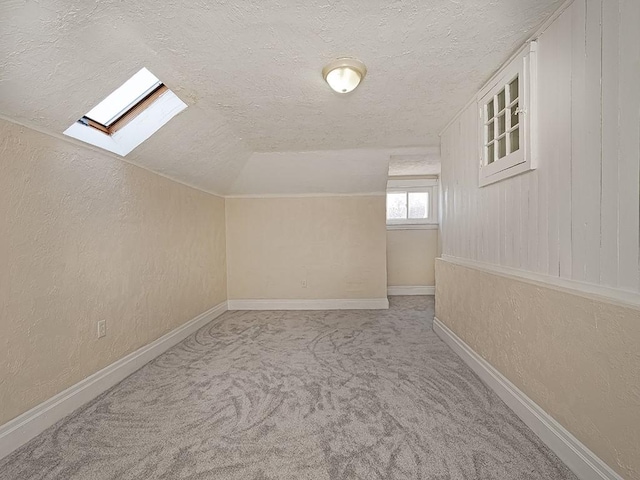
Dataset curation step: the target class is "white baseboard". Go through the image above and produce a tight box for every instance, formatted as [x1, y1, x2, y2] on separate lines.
[433, 317, 623, 480]
[387, 285, 435, 296]
[440, 255, 640, 309]
[227, 298, 389, 310]
[0, 301, 228, 461]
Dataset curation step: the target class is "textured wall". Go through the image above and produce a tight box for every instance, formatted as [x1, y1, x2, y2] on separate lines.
[226, 196, 387, 300]
[440, 0, 640, 293]
[386, 229, 437, 287]
[0, 119, 227, 425]
[435, 259, 640, 479]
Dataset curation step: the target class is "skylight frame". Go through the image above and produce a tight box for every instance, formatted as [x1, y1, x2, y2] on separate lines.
[63, 67, 187, 157]
[80, 83, 168, 136]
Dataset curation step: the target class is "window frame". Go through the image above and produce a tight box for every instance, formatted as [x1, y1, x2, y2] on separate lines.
[477, 41, 537, 187]
[81, 83, 168, 136]
[386, 179, 439, 227]
[63, 67, 187, 157]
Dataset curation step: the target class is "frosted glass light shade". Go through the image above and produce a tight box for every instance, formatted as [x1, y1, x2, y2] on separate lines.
[322, 58, 367, 94]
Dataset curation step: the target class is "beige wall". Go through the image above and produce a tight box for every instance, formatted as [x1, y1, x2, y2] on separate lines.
[435, 259, 640, 480]
[226, 196, 387, 300]
[0, 119, 227, 425]
[386, 229, 437, 286]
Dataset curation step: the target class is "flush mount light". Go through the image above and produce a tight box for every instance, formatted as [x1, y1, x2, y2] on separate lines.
[322, 58, 367, 94]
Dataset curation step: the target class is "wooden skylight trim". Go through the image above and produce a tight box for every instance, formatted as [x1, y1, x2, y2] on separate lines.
[79, 83, 168, 136]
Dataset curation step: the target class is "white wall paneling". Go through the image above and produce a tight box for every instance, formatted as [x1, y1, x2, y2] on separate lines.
[440, 0, 640, 295]
[616, 0, 640, 291]
[571, 0, 601, 284]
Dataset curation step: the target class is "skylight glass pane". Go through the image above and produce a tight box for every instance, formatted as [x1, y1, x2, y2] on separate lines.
[408, 192, 429, 219]
[387, 193, 407, 219]
[85, 68, 161, 126]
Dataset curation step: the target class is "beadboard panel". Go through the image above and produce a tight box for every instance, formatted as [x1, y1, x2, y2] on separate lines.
[440, 0, 640, 294]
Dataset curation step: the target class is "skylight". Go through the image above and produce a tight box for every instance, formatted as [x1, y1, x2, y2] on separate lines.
[84, 68, 163, 129]
[64, 67, 187, 156]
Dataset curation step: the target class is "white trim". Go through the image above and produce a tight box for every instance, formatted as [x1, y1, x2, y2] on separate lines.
[478, 41, 537, 187]
[64, 90, 188, 157]
[387, 178, 439, 189]
[0, 301, 228, 461]
[478, 159, 535, 186]
[433, 317, 623, 480]
[386, 223, 438, 231]
[387, 286, 435, 295]
[227, 298, 389, 310]
[386, 219, 434, 225]
[440, 256, 640, 310]
[224, 192, 386, 199]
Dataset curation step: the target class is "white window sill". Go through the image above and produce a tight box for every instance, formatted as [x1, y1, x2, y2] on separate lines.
[386, 223, 439, 231]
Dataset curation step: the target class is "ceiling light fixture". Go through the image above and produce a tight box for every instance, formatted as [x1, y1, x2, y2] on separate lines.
[322, 58, 367, 94]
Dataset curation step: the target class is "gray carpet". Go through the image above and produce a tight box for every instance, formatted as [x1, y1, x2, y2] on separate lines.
[0, 296, 576, 479]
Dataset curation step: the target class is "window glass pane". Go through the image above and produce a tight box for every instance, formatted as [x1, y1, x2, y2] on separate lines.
[408, 192, 429, 219]
[85, 68, 162, 126]
[497, 89, 505, 112]
[386, 193, 407, 219]
[510, 128, 520, 153]
[509, 77, 519, 101]
[498, 113, 505, 135]
[498, 137, 507, 158]
[511, 103, 519, 127]
[486, 99, 494, 119]
[487, 121, 494, 142]
[487, 143, 495, 164]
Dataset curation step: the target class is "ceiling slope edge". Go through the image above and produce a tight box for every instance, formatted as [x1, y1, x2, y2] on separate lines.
[0, 113, 229, 198]
[227, 146, 440, 197]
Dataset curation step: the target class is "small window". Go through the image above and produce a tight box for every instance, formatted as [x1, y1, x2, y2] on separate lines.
[478, 42, 537, 186]
[386, 179, 438, 227]
[63, 68, 187, 156]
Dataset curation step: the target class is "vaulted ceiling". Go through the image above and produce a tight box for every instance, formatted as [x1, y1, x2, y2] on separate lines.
[1, 0, 564, 195]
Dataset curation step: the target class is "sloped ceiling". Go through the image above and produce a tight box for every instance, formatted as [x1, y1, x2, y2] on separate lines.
[228, 147, 438, 196]
[0, 0, 563, 195]
[389, 152, 442, 177]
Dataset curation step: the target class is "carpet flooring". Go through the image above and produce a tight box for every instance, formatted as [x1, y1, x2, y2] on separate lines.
[0, 296, 577, 479]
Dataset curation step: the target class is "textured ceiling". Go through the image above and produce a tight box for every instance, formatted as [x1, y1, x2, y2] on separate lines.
[228, 147, 436, 196]
[0, 0, 563, 195]
[389, 152, 442, 177]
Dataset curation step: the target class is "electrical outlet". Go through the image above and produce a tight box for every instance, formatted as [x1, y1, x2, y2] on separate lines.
[97, 320, 106, 338]
[301, 279, 307, 288]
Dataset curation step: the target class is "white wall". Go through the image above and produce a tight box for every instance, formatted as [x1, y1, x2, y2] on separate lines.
[440, 0, 640, 295]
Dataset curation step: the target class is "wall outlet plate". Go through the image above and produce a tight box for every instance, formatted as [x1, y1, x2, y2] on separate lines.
[97, 320, 106, 338]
